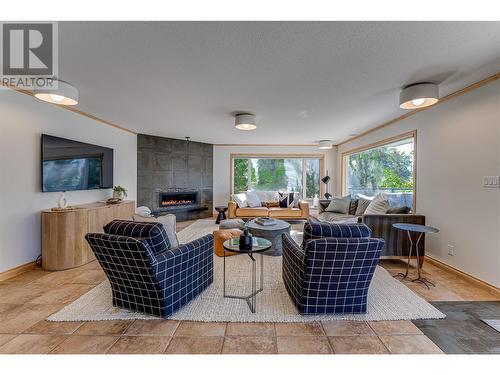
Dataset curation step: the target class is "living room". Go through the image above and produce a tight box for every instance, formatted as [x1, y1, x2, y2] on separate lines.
[1, 1, 499, 372]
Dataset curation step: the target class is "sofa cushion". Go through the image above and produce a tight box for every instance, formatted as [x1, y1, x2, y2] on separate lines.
[268, 207, 302, 218]
[317, 212, 358, 223]
[387, 206, 411, 214]
[132, 213, 179, 248]
[219, 218, 245, 230]
[355, 197, 372, 216]
[103, 219, 171, 255]
[235, 207, 269, 217]
[264, 201, 279, 208]
[325, 195, 351, 214]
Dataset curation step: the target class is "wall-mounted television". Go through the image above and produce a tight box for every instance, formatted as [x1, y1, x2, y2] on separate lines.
[41, 134, 114, 192]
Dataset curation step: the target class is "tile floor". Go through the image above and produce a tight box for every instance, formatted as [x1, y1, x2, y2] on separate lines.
[0, 220, 498, 354]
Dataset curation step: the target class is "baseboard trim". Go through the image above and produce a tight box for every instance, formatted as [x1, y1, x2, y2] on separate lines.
[0, 261, 37, 282]
[425, 255, 500, 298]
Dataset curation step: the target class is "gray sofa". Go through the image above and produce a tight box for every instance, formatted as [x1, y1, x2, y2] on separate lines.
[314, 199, 426, 266]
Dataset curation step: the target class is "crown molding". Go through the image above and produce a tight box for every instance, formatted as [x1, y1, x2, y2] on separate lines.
[2, 83, 137, 135]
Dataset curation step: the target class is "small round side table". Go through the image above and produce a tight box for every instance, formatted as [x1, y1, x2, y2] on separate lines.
[214, 206, 228, 224]
[392, 223, 439, 289]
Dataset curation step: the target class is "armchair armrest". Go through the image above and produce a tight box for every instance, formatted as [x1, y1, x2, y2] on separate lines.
[282, 233, 306, 306]
[153, 234, 214, 286]
[228, 201, 237, 218]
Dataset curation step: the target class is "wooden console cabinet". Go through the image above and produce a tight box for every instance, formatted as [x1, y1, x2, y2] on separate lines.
[41, 200, 135, 271]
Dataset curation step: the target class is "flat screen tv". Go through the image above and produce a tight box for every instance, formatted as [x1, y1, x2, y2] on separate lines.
[41, 134, 113, 192]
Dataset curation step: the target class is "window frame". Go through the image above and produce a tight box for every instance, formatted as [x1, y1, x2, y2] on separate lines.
[230, 153, 325, 199]
[341, 130, 417, 210]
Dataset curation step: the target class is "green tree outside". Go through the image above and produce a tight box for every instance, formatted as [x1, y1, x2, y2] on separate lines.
[233, 158, 249, 192]
[348, 146, 413, 192]
[255, 159, 287, 190]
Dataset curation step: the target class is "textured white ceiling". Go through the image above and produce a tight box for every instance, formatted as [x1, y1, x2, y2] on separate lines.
[57, 21, 500, 144]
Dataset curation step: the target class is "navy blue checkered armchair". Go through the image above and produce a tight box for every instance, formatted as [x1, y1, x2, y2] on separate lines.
[85, 220, 213, 318]
[282, 221, 384, 315]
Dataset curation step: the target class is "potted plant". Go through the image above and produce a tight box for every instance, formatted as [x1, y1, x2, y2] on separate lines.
[112, 186, 128, 200]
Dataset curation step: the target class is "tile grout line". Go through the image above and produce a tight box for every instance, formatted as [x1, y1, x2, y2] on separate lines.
[319, 321, 336, 354]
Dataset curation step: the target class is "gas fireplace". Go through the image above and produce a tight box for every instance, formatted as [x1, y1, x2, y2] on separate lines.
[158, 191, 199, 209]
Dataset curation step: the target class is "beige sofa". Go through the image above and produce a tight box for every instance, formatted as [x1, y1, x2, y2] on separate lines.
[228, 200, 309, 220]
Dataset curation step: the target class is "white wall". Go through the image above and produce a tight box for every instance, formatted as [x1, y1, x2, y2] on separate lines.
[213, 145, 337, 209]
[0, 90, 137, 273]
[335, 80, 500, 288]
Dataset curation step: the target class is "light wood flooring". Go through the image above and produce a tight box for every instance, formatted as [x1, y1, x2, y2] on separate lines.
[0, 220, 498, 354]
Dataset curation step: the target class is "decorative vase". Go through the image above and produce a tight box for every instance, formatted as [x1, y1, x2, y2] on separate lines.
[112, 191, 123, 200]
[239, 228, 253, 251]
[58, 192, 68, 209]
[313, 194, 319, 208]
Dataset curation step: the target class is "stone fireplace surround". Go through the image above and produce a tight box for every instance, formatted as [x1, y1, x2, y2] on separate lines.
[137, 134, 213, 221]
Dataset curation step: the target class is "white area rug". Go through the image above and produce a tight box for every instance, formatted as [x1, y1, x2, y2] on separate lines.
[48, 219, 445, 322]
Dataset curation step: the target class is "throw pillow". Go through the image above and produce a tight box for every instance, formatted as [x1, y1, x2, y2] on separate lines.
[132, 213, 179, 248]
[293, 192, 301, 208]
[231, 193, 248, 208]
[364, 194, 390, 215]
[325, 195, 351, 214]
[348, 199, 359, 215]
[279, 192, 298, 208]
[246, 191, 262, 208]
[355, 197, 372, 216]
[319, 200, 330, 212]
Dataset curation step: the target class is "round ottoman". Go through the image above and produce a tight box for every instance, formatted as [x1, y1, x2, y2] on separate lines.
[219, 218, 245, 230]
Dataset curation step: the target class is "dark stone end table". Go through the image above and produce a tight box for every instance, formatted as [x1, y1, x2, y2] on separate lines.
[246, 218, 291, 256]
[215, 206, 228, 224]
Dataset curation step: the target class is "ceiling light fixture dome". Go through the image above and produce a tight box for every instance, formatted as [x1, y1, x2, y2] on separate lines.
[399, 82, 439, 109]
[234, 113, 257, 130]
[34, 80, 79, 106]
[318, 140, 333, 149]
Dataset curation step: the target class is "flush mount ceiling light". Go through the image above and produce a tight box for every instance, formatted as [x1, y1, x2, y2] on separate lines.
[318, 140, 333, 149]
[234, 113, 257, 131]
[399, 82, 439, 109]
[34, 80, 79, 106]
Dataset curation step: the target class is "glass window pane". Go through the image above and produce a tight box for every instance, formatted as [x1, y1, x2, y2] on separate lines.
[233, 158, 249, 193]
[232, 156, 321, 199]
[305, 159, 320, 198]
[345, 137, 414, 209]
[252, 158, 288, 191]
[284, 158, 303, 193]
